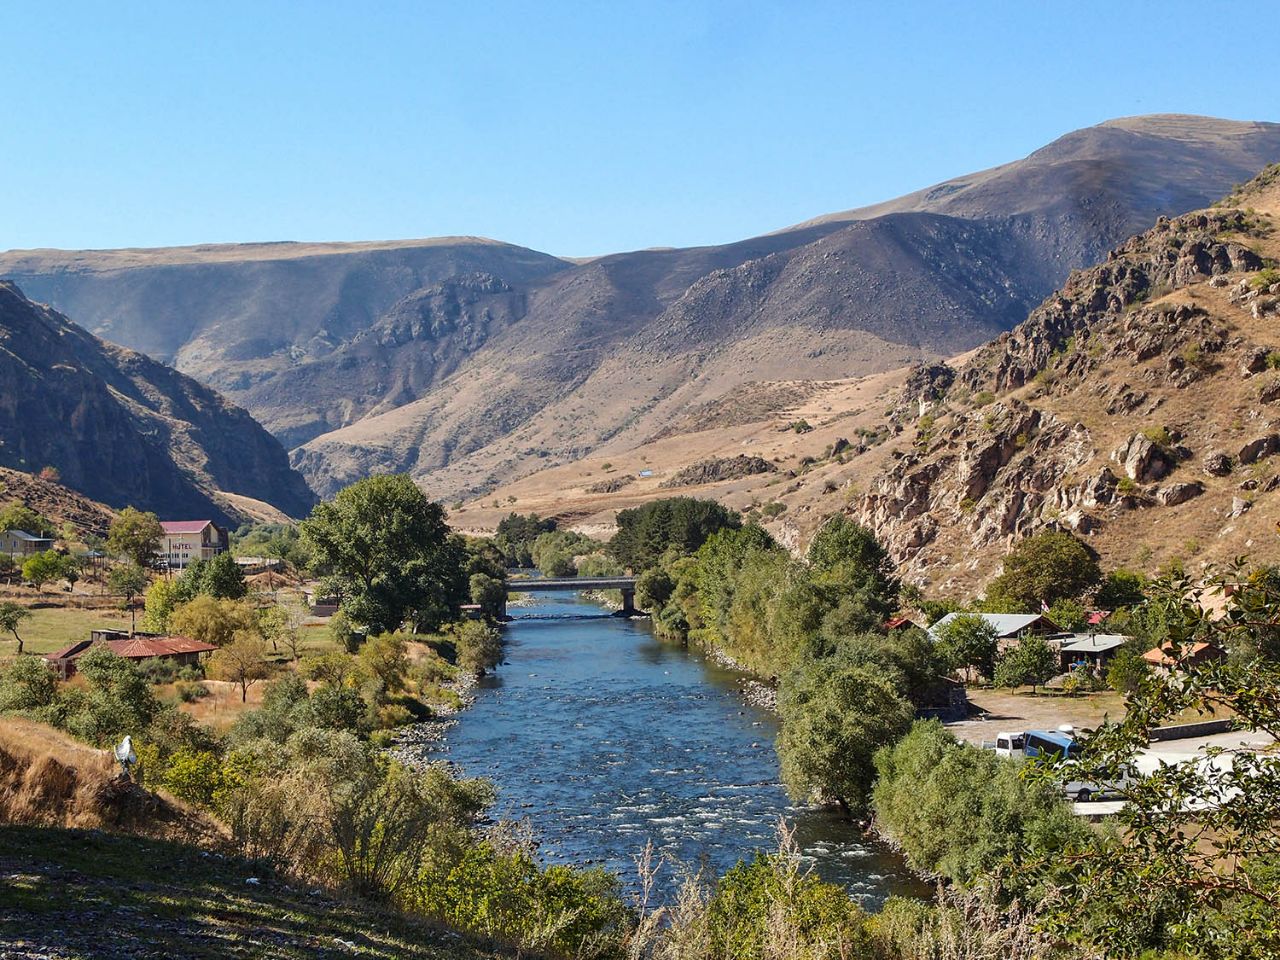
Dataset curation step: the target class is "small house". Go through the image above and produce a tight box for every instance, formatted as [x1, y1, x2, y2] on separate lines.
[160, 521, 229, 570]
[928, 612, 1060, 650]
[1057, 634, 1129, 673]
[0, 529, 55, 557]
[45, 634, 217, 679]
[1142, 641, 1226, 676]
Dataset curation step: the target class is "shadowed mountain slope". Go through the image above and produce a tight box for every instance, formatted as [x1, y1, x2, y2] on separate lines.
[0, 282, 316, 523]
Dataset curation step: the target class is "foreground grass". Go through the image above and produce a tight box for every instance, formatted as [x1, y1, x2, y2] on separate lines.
[0, 826, 501, 960]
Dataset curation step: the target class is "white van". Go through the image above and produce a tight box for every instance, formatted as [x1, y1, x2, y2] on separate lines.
[993, 732, 1025, 758]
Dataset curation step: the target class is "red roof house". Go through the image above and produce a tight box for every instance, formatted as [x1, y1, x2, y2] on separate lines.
[45, 634, 218, 679]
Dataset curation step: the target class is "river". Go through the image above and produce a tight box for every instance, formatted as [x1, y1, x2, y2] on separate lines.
[427, 589, 926, 906]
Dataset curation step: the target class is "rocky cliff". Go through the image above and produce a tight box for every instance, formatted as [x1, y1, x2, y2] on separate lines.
[0, 282, 316, 524]
[857, 167, 1280, 593]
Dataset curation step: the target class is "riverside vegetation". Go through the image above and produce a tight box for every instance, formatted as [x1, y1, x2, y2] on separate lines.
[1, 481, 1278, 958]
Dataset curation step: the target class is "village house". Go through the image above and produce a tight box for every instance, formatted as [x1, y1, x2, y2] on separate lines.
[44, 632, 217, 679]
[160, 520, 229, 570]
[1142, 640, 1226, 676]
[927, 612, 1060, 650]
[1056, 633, 1129, 673]
[0, 529, 55, 558]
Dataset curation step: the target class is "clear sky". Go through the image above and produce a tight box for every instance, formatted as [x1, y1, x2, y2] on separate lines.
[3, 1, 1278, 256]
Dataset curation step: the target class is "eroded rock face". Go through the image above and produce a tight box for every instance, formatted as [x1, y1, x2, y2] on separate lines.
[1112, 434, 1174, 483]
[660, 455, 775, 488]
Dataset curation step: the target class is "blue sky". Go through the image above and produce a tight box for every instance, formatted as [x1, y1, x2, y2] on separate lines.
[3, 1, 1277, 256]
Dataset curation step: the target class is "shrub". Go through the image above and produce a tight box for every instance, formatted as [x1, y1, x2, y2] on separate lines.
[704, 848, 873, 960]
[972, 390, 996, 407]
[0, 655, 58, 711]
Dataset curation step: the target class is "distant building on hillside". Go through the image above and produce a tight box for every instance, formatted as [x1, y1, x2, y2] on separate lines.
[0, 529, 55, 557]
[45, 633, 217, 679]
[159, 520, 228, 570]
[1142, 641, 1226, 676]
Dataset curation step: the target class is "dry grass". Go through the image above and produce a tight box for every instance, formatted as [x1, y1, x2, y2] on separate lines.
[0, 717, 218, 842]
[5, 604, 133, 656]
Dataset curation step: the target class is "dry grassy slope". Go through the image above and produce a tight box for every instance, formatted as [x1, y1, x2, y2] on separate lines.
[0, 467, 116, 538]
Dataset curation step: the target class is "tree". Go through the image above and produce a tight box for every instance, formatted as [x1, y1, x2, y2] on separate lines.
[138, 577, 179, 633]
[807, 516, 900, 637]
[175, 553, 247, 602]
[260, 601, 307, 661]
[609, 497, 741, 572]
[776, 661, 914, 811]
[22, 551, 66, 591]
[451, 620, 503, 677]
[1106, 647, 1151, 696]
[170, 596, 261, 648]
[106, 507, 164, 568]
[468, 573, 506, 621]
[933, 612, 999, 682]
[1096, 568, 1147, 609]
[108, 564, 151, 634]
[984, 530, 1102, 610]
[993, 634, 1058, 693]
[0, 602, 32, 654]
[494, 512, 556, 567]
[208, 633, 272, 702]
[300, 474, 467, 634]
[0, 654, 56, 709]
[0, 503, 54, 537]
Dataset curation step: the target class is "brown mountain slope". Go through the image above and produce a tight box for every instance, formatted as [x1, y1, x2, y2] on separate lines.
[0, 467, 115, 538]
[457, 166, 1280, 597]
[0, 283, 316, 524]
[4, 116, 1280, 501]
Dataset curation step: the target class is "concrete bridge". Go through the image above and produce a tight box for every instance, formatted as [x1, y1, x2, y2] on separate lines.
[505, 576, 640, 616]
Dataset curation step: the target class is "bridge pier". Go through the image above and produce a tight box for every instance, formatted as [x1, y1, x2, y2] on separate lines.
[620, 587, 636, 616]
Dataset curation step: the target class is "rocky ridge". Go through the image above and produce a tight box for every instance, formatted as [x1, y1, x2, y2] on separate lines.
[857, 170, 1280, 591]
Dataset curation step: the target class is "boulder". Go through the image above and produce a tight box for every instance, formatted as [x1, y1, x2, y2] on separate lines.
[1203, 451, 1233, 477]
[1260, 379, 1280, 404]
[1241, 348, 1269, 376]
[1228, 497, 1252, 519]
[1111, 433, 1173, 483]
[1155, 481, 1204, 506]
[1238, 434, 1280, 466]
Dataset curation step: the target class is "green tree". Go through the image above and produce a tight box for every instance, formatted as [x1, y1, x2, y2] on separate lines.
[450, 620, 503, 677]
[807, 516, 900, 638]
[1106, 647, 1151, 696]
[468, 573, 506, 620]
[1096, 568, 1147, 609]
[494, 512, 557, 567]
[609, 497, 741, 572]
[0, 602, 32, 655]
[300, 474, 467, 634]
[776, 661, 914, 811]
[0, 503, 54, 536]
[108, 564, 151, 634]
[138, 577, 179, 633]
[22, 550, 66, 591]
[872, 720, 1086, 886]
[175, 553, 247, 602]
[170, 596, 261, 648]
[0, 653, 56, 709]
[993, 634, 1058, 693]
[933, 612, 999, 682]
[106, 507, 164, 568]
[984, 530, 1102, 610]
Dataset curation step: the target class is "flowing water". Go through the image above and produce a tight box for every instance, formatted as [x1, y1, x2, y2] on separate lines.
[428, 590, 926, 906]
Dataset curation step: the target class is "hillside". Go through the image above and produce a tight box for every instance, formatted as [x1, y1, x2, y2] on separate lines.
[457, 165, 1280, 594]
[0, 467, 115, 538]
[0, 283, 316, 524]
[4, 116, 1280, 500]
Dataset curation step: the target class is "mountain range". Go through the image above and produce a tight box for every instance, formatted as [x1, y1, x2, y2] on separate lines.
[3, 114, 1279, 511]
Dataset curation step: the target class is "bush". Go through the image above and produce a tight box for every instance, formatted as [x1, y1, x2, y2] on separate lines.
[872, 721, 1088, 886]
[174, 679, 209, 703]
[450, 620, 503, 677]
[0, 655, 58, 711]
[704, 849, 873, 960]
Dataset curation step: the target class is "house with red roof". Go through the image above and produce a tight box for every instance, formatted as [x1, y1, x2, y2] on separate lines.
[45, 632, 218, 679]
[1142, 641, 1226, 676]
[160, 520, 228, 570]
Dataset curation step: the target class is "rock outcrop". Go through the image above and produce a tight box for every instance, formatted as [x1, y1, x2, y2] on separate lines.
[660, 456, 776, 488]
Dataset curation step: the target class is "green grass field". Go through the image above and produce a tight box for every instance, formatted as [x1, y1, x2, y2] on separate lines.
[0, 826, 500, 959]
[7, 604, 133, 655]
